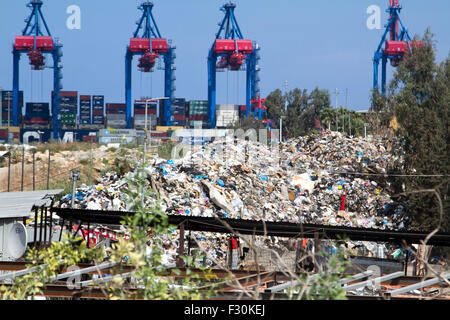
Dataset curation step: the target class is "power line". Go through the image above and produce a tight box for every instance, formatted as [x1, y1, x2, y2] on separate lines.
[327, 171, 448, 178]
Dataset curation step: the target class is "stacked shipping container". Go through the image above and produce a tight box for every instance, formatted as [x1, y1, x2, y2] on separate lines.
[170, 98, 186, 127]
[134, 102, 157, 130]
[92, 95, 105, 125]
[106, 103, 126, 128]
[216, 104, 239, 128]
[24, 103, 50, 125]
[1, 91, 23, 126]
[188, 100, 210, 128]
[79, 95, 92, 125]
[54, 91, 77, 126]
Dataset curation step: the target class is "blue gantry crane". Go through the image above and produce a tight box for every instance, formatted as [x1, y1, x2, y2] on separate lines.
[373, 0, 423, 96]
[208, 2, 261, 128]
[125, 1, 176, 128]
[12, 0, 63, 139]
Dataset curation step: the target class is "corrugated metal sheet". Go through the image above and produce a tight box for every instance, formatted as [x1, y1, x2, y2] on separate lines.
[0, 190, 64, 218]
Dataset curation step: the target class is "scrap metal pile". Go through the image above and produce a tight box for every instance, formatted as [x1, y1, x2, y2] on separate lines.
[56, 131, 412, 267]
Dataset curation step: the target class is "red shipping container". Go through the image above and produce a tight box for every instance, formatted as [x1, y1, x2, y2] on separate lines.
[25, 118, 49, 124]
[80, 95, 91, 100]
[93, 110, 104, 116]
[214, 39, 253, 54]
[2, 101, 23, 107]
[134, 109, 156, 115]
[106, 103, 126, 109]
[106, 110, 126, 115]
[0, 129, 8, 139]
[189, 115, 208, 121]
[129, 38, 169, 53]
[56, 91, 78, 97]
[151, 132, 169, 138]
[173, 114, 185, 121]
[82, 135, 97, 143]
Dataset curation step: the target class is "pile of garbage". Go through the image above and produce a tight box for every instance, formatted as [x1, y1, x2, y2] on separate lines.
[56, 131, 412, 267]
[58, 131, 409, 229]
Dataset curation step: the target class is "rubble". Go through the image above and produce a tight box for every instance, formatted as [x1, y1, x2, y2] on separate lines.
[56, 131, 412, 268]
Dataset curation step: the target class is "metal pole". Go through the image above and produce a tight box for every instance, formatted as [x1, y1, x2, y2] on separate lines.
[349, 111, 351, 136]
[33, 149, 36, 190]
[335, 88, 339, 132]
[39, 206, 44, 249]
[44, 207, 48, 247]
[87, 222, 90, 248]
[279, 117, 282, 142]
[8, 92, 10, 127]
[143, 100, 148, 164]
[58, 218, 65, 242]
[21, 146, 24, 191]
[345, 88, 348, 135]
[7, 148, 11, 192]
[34, 206, 38, 248]
[47, 149, 50, 189]
[49, 210, 53, 246]
[314, 232, 320, 272]
[71, 178, 76, 208]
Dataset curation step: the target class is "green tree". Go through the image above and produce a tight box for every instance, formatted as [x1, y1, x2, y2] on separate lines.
[374, 30, 449, 232]
[265, 89, 285, 120]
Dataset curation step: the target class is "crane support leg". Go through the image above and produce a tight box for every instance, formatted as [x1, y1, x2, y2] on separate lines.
[373, 58, 380, 94]
[12, 51, 20, 127]
[125, 52, 132, 129]
[381, 56, 387, 96]
[208, 52, 217, 129]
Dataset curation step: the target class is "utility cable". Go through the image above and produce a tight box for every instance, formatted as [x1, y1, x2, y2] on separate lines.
[326, 171, 448, 178]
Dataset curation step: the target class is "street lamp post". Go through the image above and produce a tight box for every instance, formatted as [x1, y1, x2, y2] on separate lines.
[143, 97, 169, 164]
[335, 88, 339, 132]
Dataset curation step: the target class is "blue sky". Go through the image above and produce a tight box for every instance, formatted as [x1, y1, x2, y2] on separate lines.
[0, 0, 449, 111]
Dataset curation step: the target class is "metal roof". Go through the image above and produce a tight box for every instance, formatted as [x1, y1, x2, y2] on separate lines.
[0, 151, 9, 158]
[0, 190, 64, 218]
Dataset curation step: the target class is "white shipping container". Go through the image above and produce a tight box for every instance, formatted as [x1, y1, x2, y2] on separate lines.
[216, 110, 239, 117]
[106, 120, 127, 127]
[107, 114, 126, 120]
[216, 104, 239, 111]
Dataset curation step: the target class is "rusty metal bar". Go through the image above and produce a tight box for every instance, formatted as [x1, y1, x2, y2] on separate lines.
[343, 271, 405, 291]
[386, 273, 450, 297]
